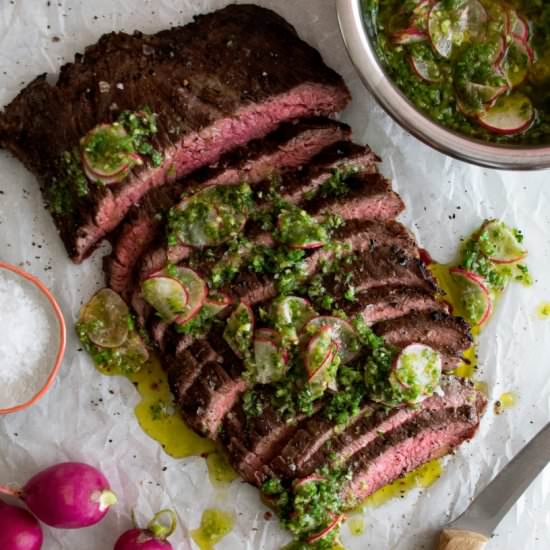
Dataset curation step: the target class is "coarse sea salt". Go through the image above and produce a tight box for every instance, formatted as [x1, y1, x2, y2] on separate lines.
[0, 269, 58, 409]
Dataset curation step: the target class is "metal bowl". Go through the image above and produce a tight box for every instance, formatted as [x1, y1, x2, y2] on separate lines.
[336, 0, 550, 170]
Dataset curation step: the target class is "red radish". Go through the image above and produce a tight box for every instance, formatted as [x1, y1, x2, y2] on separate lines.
[477, 93, 534, 135]
[223, 302, 255, 358]
[306, 514, 345, 544]
[83, 158, 131, 184]
[253, 329, 289, 384]
[507, 9, 529, 42]
[428, 0, 487, 59]
[292, 474, 324, 490]
[391, 28, 427, 45]
[142, 276, 189, 323]
[304, 316, 360, 364]
[114, 510, 176, 550]
[305, 327, 339, 388]
[479, 219, 527, 264]
[0, 500, 43, 550]
[392, 343, 442, 393]
[18, 462, 117, 529]
[490, 34, 506, 67]
[409, 53, 442, 83]
[499, 36, 533, 88]
[449, 267, 493, 326]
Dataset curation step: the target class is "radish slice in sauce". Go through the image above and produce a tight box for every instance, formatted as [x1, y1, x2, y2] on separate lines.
[223, 302, 255, 358]
[253, 329, 289, 384]
[477, 93, 534, 135]
[450, 267, 493, 326]
[304, 316, 360, 364]
[479, 219, 527, 264]
[305, 326, 339, 396]
[80, 288, 130, 349]
[142, 276, 189, 323]
[392, 343, 442, 397]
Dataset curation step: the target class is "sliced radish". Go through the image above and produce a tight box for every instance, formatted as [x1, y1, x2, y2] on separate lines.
[277, 208, 327, 250]
[391, 28, 428, 45]
[428, 0, 487, 59]
[477, 93, 534, 135]
[306, 514, 345, 544]
[500, 36, 533, 88]
[199, 293, 232, 319]
[411, 0, 432, 31]
[479, 219, 527, 264]
[450, 267, 493, 326]
[81, 124, 140, 184]
[392, 343, 442, 396]
[82, 157, 131, 185]
[224, 302, 255, 358]
[254, 330, 289, 384]
[79, 288, 129, 349]
[117, 331, 150, 367]
[172, 267, 208, 324]
[292, 474, 324, 490]
[142, 276, 189, 323]
[305, 327, 339, 396]
[272, 296, 317, 343]
[171, 184, 250, 248]
[507, 9, 529, 42]
[304, 316, 360, 364]
[463, 80, 508, 105]
[409, 52, 442, 83]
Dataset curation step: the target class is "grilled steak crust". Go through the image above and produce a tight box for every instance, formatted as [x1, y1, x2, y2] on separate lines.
[337, 286, 449, 326]
[374, 310, 473, 369]
[0, 4, 350, 262]
[228, 377, 485, 487]
[105, 118, 353, 295]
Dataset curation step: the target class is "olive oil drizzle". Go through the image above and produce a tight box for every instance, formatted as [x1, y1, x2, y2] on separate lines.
[191, 508, 234, 550]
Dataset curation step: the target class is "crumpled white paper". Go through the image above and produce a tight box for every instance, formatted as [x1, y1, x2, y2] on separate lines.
[1, 1, 549, 549]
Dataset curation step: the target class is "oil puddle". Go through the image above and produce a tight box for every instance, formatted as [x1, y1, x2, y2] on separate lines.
[191, 508, 234, 550]
[494, 392, 518, 415]
[97, 356, 215, 458]
[536, 302, 550, 319]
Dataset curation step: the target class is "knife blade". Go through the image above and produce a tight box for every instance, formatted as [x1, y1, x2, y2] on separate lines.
[438, 420, 550, 549]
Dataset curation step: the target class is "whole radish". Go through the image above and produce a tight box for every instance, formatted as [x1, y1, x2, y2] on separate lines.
[0, 462, 117, 529]
[114, 510, 177, 550]
[0, 499, 43, 550]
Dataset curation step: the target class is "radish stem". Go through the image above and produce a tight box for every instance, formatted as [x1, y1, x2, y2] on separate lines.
[0, 484, 20, 497]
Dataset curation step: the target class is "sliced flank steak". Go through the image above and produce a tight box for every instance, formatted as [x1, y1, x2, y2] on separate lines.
[0, 4, 350, 262]
[281, 376, 485, 487]
[105, 118, 353, 295]
[135, 140, 380, 284]
[341, 378, 486, 507]
[374, 310, 473, 370]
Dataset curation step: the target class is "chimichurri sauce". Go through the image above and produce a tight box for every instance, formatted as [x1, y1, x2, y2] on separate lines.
[365, 0, 550, 143]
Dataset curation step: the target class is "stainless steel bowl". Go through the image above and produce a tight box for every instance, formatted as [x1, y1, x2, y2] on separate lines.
[336, 0, 550, 170]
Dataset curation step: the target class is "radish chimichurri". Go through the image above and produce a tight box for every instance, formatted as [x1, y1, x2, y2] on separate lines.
[364, 0, 550, 143]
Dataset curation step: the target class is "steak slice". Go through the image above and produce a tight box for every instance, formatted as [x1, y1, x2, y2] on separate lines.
[221, 395, 319, 486]
[136, 140, 380, 283]
[341, 385, 486, 507]
[302, 173, 405, 222]
[322, 248, 437, 300]
[337, 285, 449, 326]
[217, 202, 412, 308]
[105, 118, 352, 294]
[289, 377, 485, 483]
[0, 4, 350, 262]
[374, 310, 472, 370]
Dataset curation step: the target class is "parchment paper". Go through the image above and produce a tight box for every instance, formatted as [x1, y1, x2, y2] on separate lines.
[1, 1, 549, 549]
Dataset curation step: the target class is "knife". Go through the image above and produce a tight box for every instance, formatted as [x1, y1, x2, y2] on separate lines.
[438, 421, 550, 550]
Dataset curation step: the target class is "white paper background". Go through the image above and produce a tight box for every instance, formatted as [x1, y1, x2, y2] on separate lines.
[1, 1, 549, 549]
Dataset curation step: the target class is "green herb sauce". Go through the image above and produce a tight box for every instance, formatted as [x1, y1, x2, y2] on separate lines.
[366, 0, 550, 143]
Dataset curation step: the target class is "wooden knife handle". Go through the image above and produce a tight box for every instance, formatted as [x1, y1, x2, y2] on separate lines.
[438, 529, 489, 550]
